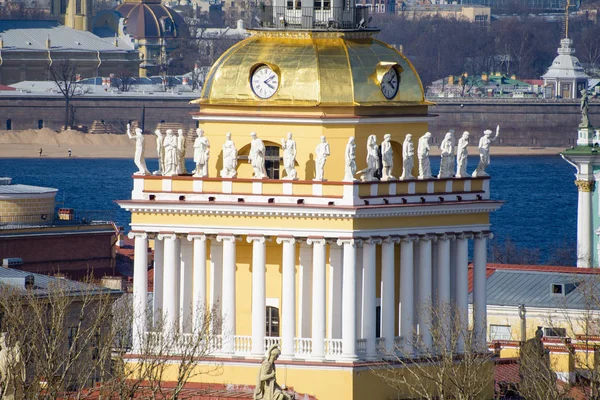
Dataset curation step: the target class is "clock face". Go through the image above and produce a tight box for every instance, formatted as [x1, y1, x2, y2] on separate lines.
[381, 68, 399, 99]
[251, 65, 279, 99]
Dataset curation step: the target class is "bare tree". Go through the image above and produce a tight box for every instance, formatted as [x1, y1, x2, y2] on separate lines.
[47, 60, 81, 130]
[112, 70, 136, 93]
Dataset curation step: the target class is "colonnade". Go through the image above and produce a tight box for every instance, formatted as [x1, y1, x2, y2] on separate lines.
[128, 230, 491, 359]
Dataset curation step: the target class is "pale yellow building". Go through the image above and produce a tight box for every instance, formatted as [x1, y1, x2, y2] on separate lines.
[400, 4, 491, 25]
[118, 3, 502, 399]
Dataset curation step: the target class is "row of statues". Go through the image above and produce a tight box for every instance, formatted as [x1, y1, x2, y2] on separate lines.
[127, 126, 499, 181]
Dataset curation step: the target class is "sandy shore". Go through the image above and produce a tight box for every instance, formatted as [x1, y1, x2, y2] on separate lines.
[0, 129, 565, 158]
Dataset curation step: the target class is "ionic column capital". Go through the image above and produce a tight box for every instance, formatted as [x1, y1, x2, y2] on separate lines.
[216, 234, 240, 243]
[575, 179, 595, 192]
[456, 232, 474, 240]
[187, 233, 207, 242]
[383, 235, 402, 244]
[419, 234, 437, 242]
[157, 232, 177, 241]
[436, 233, 454, 241]
[337, 238, 356, 246]
[473, 231, 494, 240]
[307, 237, 327, 246]
[363, 237, 383, 245]
[128, 231, 148, 240]
[400, 234, 419, 243]
[246, 235, 270, 244]
[276, 236, 296, 245]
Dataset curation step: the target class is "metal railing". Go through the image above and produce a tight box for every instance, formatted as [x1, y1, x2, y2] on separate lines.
[0, 210, 115, 229]
[254, 5, 371, 30]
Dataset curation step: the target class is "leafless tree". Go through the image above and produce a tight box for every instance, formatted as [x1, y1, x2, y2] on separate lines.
[47, 60, 81, 130]
[112, 69, 136, 93]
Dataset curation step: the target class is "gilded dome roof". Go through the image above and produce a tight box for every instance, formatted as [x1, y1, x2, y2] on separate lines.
[200, 31, 426, 107]
[116, 0, 184, 39]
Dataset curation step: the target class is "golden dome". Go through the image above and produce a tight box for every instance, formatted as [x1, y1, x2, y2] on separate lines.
[200, 30, 425, 107]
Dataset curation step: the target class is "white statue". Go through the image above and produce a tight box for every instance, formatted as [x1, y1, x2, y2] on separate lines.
[472, 125, 500, 177]
[193, 128, 210, 178]
[126, 124, 150, 175]
[315, 136, 330, 181]
[400, 134, 415, 180]
[163, 129, 179, 176]
[0, 335, 26, 400]
[417, 132, 432, 179]
[281, 132, 297, 180]
[155, 129, 165, 175]
[221, 132, 238, 178]
[344, 137, 357, 181]
[249, 132, 267, 179]
[438, 130, 456, 178]
[177, 129, 187, 174]
[456, 131, 470, 178]
[360, 134, 380, 181]
[381, 133, 395, 181]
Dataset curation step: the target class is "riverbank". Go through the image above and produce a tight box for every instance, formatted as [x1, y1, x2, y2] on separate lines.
[0, 129, 565, 158]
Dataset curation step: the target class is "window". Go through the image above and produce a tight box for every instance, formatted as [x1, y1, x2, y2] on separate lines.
[552, 283, 563, 294]
[375, 306, 381, 338]
[544, 327, 566, 337]
[266, 306, 279, 337]
[265, 146, 280, 179]
[60, 0, 68, 13]
[76, 0, 81, 14]
[489, 325, 512, 341]
[38, 119, 44, 129]
[68, 326, 78, 349]
[6, 119, 11, 130]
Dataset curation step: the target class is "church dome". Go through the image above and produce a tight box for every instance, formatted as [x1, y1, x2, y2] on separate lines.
[542, 38, 589, 80]
[116, 0, 184, 39]
[200, 30, 426, 107]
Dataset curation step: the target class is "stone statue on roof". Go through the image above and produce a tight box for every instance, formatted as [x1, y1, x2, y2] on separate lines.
[417, 132, 432, 179]
[126, 124, 150, 175]
[581, 89, 591, 128]
[400, 134, 414, 180]
[253, 344, 295, 400]
[281, 132, 297, 180]
[221, 132, 238, 178]
[472, 126, 500, 177]
[315, 136, 330, 181]
[249, 132, 267, 179]
[344, 137, 357, 182]
[193, 128, 210, 178]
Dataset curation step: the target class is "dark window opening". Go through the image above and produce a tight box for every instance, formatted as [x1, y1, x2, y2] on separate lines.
[266, 306, 279, 337]
[265, 145, 280, 179]
[544, 327, 566, 337]
[552, 284, 563, 294]
[38, 119, 44, 129]
[376, 305, 381, 338]
[76, 0, 82, 14]
[6, 119, 12, 130]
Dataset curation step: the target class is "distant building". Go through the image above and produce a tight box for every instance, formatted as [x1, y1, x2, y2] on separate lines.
[399, 4, 491, 25]
[427, 72, 535, 98]
[355, 0, 396, 13]
[542, 38, 589, 99]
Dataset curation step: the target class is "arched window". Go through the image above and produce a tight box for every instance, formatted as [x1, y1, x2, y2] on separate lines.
[266, 306, 279, 337]
[265, 145, 280, 179]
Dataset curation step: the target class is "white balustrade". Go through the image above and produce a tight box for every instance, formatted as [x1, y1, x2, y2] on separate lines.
[209, 334, 223, 353]
[376, 337, 386, 353]
[356, 338, 367, 356]
[264, 336, 282, 352]
[234, 336, 253, 354]
[294, 338, 313, 356]
[324, 339, 343, 357]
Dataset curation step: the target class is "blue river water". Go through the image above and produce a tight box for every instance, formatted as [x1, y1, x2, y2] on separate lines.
[0, 155, 578, 265]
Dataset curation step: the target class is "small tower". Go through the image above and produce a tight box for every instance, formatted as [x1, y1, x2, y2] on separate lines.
[51, 0, 92, 31]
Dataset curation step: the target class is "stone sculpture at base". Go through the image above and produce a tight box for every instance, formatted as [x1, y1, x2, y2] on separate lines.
[253, 345, 295, 400]
[417, 132, 432, 179]
[155, 129, 165, 175]
[315, 136, 330, 181]
[193, 128, 210, 178]
[344, 137, 357, 181]
[456, 131, 470, 178]
[439, 130, 455, 178]
[163, 129, 179, 176]
[177, 129, 188, 174]
[360, 134, 380, 181]
[381, 133, 395, 181]
[281, 132, 298, 180]
[249, 132, 268, 179]
[221, 132, 238, 178]
[400, 134, 415, 180]
[126, 124, 150, 175]
[472, 125, 500, 177]
[581, 89, 591, 127]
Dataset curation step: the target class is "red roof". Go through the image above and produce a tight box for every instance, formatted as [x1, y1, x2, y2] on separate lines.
[0, 85, 16, 91]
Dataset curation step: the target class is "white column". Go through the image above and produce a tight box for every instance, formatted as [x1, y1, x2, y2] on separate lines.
[129, 231, 148, 353]
[217, 234, 237, 354]
[180, 239, 193, 333]
[355, 242, 363, 339]
[418, 235, 433, 350]
[248, 235, 267, 356]
[473, 232, 490, 350]
[455, 233, 470, 353]
[381, 237, 397, 355]
[277, 236, 296, 358]
[338, 238, 358, 360]
[362, 237, 379, 359]
[308, 238, 326, 359]
[436, 234, 452, 351]
[400, 236, 415, 355]
[576, 180, 594, 268]
[298, 241, 313, 338]
[209, 239, 223, 332]
[328, 241, 343, 339]
[159, 233, 180, 335]
[153, 235, 164, 327]
[188, 234, 207, 334]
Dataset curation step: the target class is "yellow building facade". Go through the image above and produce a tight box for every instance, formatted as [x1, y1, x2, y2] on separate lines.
[119, 5, 502, 399]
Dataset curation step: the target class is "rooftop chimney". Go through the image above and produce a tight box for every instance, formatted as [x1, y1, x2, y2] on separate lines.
[46, 35, 51, 49]
[0, 35, 3, 49]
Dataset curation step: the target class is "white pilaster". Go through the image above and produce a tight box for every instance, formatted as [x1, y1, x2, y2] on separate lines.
[209, 239, 223, 332]
[247, 235, 267, 356]
[355, 242, 363, 339]
[217, 234, 237, 354]
[455, 233, 470, 353]
[576, 180, 594, 268]
[153, 235, 164, 327]
[400, 236, 415, 355]
[159, 232, 180, 335]
[338, 238, 358, 360]
[418, 235, 433, 350]
[308, 238, 327, 359]
[362, 237, 380, 359]
[188, 234, 207, 334]
[436, 234, 452, 351]
[381, 237, 397, 355]
[129, 231, 148, 353]
[298, 241, 313, 338]
[328, 241, 343, 339]
[277, 236, 297, 358]
[473, 232, 490, 350]
[180, 239, 193, 333]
